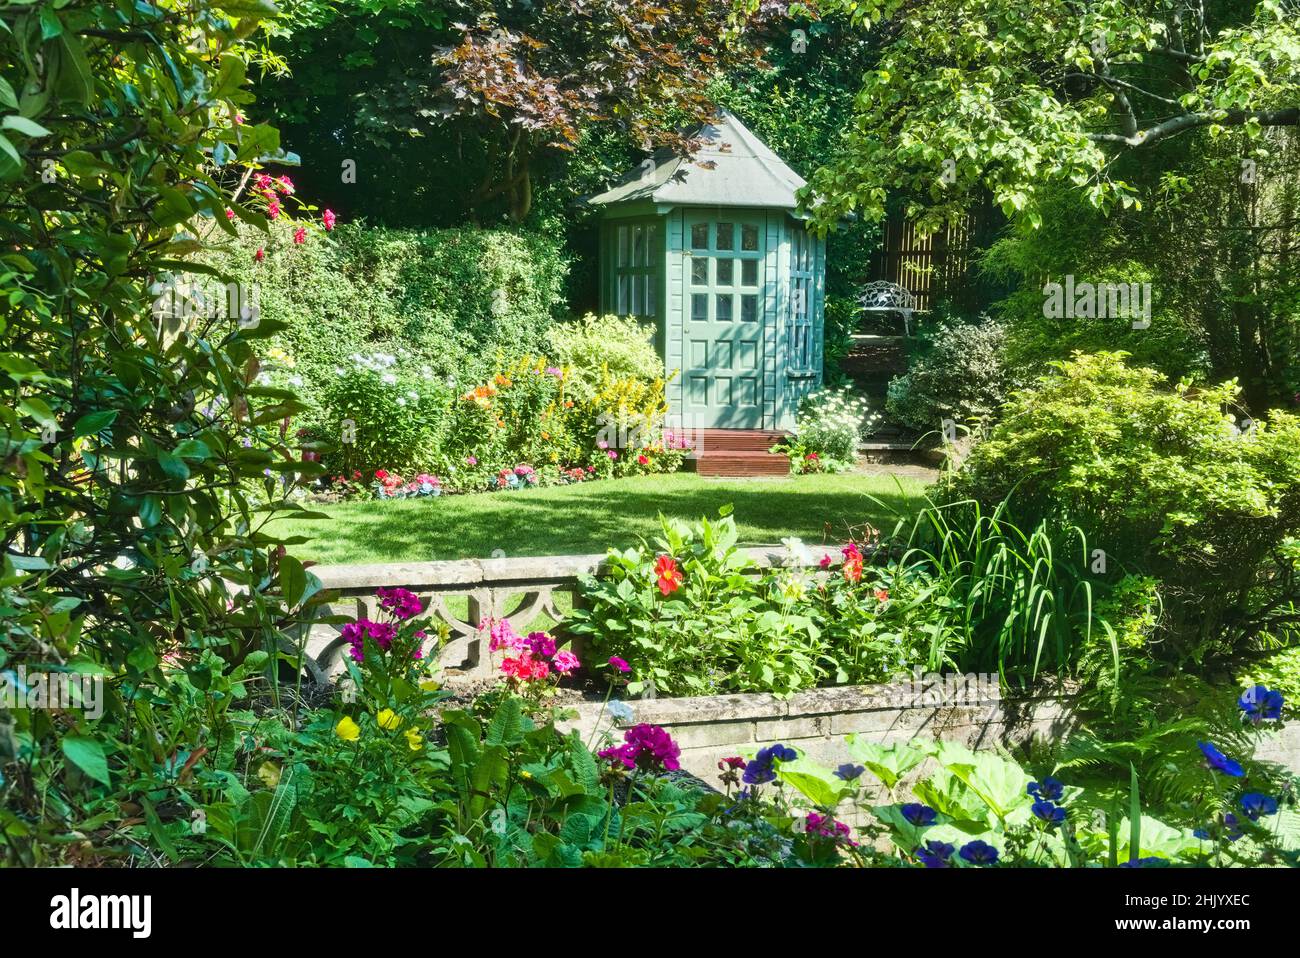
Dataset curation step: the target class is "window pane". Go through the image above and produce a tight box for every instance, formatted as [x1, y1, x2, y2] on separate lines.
[617, 226, 628, 267]
[741, 259, 757, 286]
[617, 274, 628, 314]
[631, 272, 641, 315]
[716, 222, 734, 250]
[691, 223, 709, 250]
[643, 225, 656, 266]
[716, 294, 733, 322]
[691, 257, 707, 285]
[716, 258, 733, 286]
[692, 293, 708, 322]
[741, 224, 759, 251]
[741, 294, 757, 323]
[646, 275, 656, 315]
[631, 224, 644, 266]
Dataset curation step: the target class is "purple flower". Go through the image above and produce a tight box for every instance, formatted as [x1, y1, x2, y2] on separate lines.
[608, 656, 630, 673]
[341, 618, 398, 663]
[958, 840, 999, 865]
[1197, 741, 1244, 777]
[834, 763, 865, 781]
[915, 840, 954, 868]
[901, 803, 938, 826]
[1032, 799, 1067, 826]
[1027, 777, 1064, 801]
[742, 743, 796, 785]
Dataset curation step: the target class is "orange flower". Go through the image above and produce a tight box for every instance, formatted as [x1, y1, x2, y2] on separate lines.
[874, 588, 889, 603]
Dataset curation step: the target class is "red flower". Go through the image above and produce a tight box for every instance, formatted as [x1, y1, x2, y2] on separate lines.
[637, 454, 649, 465]
[225, 208, 235, 221]
[654, 554, 683, 596]
[842, 542, 864, 583]
[375, 469, 389, 480]
[253, 248, 265, 262]
[293, 226, 307, 245]
[322, 208, 337, 231]
[874, 587, 890, 603]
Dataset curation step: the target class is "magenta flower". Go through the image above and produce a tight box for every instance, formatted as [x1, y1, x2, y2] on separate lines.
[598, 724, 681, 772]
[526, 631, 557, 658]
[342, 619, 398, 663]
[376, 587, 422, 621]
[608, 656, 630, 673]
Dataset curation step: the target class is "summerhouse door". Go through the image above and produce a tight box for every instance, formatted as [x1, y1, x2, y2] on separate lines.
[681, 213, 766, 429]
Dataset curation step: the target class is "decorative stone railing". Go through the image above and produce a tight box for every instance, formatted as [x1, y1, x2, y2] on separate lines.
[307, 544, 846, 681]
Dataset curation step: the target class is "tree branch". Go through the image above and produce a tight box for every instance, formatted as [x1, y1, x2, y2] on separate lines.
[1087, 108, 1299, 147]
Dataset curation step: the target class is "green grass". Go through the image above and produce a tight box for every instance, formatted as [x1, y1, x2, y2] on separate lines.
[273, 471, 930, 565]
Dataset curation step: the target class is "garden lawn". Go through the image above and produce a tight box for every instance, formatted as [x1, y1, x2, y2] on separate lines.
[274, 472, 929, 565]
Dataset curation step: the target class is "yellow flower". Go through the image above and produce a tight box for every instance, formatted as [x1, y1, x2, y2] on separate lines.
[377, 708, 401, 731]
[256, 761, 282, 788]
[419, 679, 441, 693]
[404, 728, 424, 752]
[520, 770, 532, 780]
[335, 716, 360, 741]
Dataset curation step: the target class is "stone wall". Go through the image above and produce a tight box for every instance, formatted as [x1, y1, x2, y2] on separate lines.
[556, 678, 1078, 818]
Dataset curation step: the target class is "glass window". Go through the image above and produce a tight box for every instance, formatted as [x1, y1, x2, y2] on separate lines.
[741, 294, 757, 323]
[692, 293, 708, 322]
[716, 258, 733, 286]
[741, 224, 759, 251]
[617, 275, 628, 314]
[645, 276, 656, 315]
[691, 257, 707, 285]
[716, 294, 733, 322]
[643, 225, 656, 266]
[617, 226, 628, 267]
[741, 259, 757, 286]
[631, 225, 644, 266]
[691, 223, 709, 250]
[631, 272, 641, 315]
[716, 222, 734, 250]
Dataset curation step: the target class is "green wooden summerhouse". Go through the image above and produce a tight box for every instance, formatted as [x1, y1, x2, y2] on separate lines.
[587, 111, 826, 434]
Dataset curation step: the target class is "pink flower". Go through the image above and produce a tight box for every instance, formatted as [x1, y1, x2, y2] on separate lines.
[598, 724, 681, 772]
[233, 112, 245, 125]
[608, 656, 630, 673]
[277, 175, 295, 194]
[266, 200, 281, 221]
[225, 208, 235, 221]
[293, 226, 307, 245]
[322, 208, 337, 230]
[488, 618, 527, 654]
[253, 248, 265, 262]
[819, 554, 832, 569]
[607, 450, 618, 460]
[466, 456, 478, 465]
[342, 619, 398, 663]
[552, 650, 580, 674]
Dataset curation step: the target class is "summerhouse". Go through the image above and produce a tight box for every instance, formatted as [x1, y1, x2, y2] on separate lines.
[587, 111, 826, 447]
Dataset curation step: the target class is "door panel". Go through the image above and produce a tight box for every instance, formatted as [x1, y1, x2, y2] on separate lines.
[681, 211, 766, 429]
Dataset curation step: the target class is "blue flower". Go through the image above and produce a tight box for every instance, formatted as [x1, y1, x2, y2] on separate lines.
[1119, 857, 1165, 868]
[1032, 799, 1067, 826]
[1238, 685, 1284, 723]
[835, 763, 865, 781]
[742, 744, 796, 785]
[959, 840, 999, 865]
[901, 803, 938, 826]
[915, 840, 954, 868]
[1224, 813, 1244, 842]
[1027, 777, 1064, 801]
[1197, 741, 1244, 777]
[1239, 793, 1279, 821]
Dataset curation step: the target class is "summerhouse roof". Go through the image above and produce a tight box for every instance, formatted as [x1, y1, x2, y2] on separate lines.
[586, 110, 806, 210]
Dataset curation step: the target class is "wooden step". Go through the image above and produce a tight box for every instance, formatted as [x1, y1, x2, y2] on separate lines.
[694, 428, 789, 453]
[694, 451, 791, 477]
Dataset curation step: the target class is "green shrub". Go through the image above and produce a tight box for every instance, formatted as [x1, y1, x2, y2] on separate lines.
[941, 351, 1300, 662]
[213, 221, 569, 413]
[886, 317, 1017, 432]
[546, 313, 663, 400]
[777, 386, 879, 473]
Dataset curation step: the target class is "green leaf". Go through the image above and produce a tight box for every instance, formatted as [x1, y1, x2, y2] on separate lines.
[2, 115, 52, 138]
[62, 734, 110, 785]
[72, 409, 118, 438]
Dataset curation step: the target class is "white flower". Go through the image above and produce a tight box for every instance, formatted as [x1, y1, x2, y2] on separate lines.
[396, 397, 407, 406]
[382, 373, 397, 385]
[781, 536, 815, 567]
